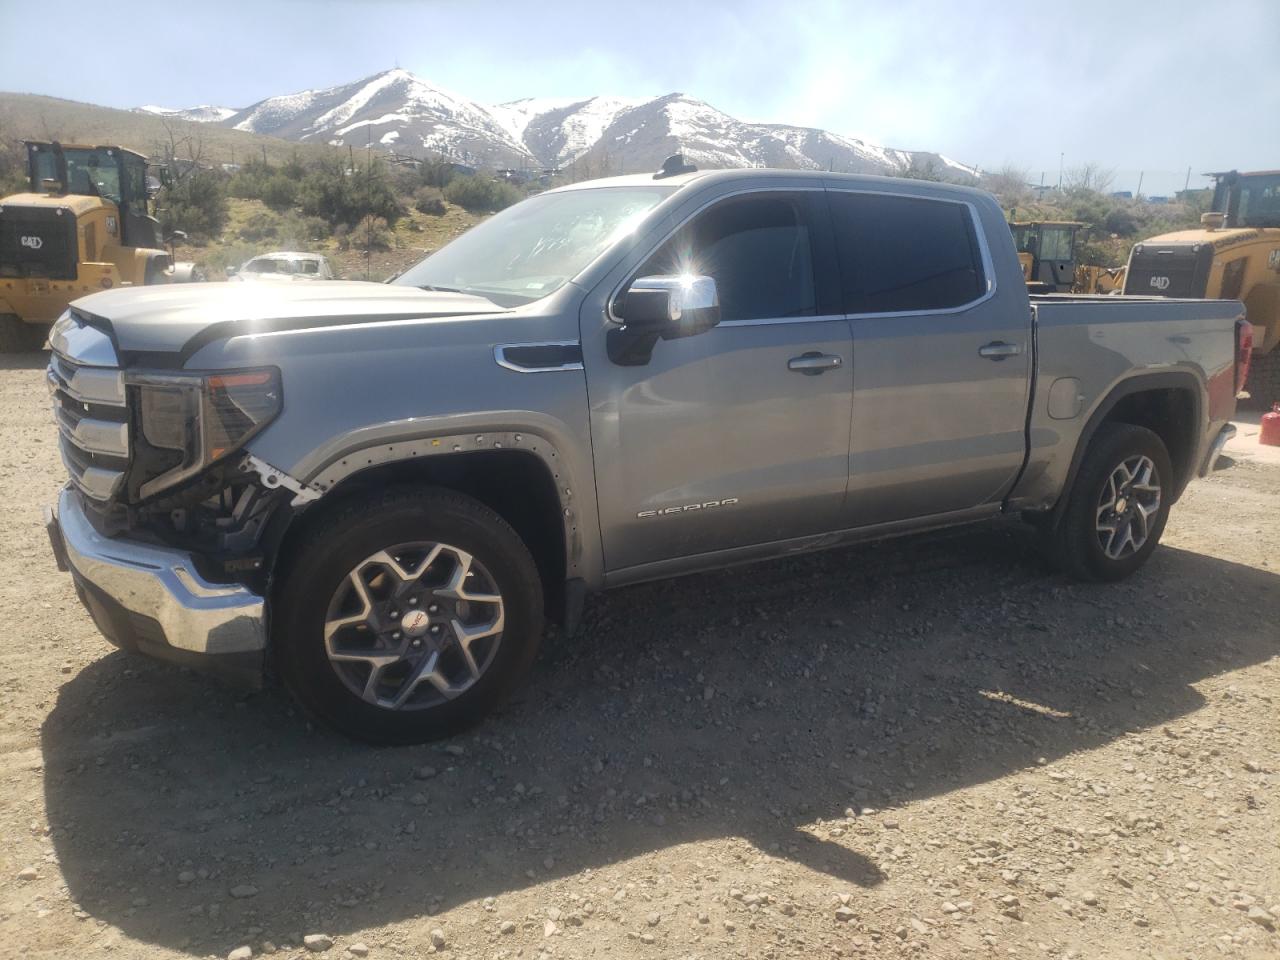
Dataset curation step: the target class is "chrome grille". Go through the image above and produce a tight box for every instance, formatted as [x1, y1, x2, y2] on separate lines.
[47, 312, 129, 501]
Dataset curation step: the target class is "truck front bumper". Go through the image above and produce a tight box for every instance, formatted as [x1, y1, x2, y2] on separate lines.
[45, 486, 266, 688]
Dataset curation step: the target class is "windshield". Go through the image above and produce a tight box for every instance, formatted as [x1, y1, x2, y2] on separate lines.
[1235, 174, 1280, 228]
[33, 148, 122, 203]
[393, 185, 675, 306]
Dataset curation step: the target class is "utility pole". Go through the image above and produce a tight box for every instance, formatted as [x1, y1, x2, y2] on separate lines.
[366, 125, 373, 282]
[1184, 166, 1191, 194]
[1136, 171, 1144, 198]
[1057, 152, 1064, 191]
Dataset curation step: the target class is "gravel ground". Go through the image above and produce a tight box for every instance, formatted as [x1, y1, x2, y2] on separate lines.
[0, 351, 1277, 960]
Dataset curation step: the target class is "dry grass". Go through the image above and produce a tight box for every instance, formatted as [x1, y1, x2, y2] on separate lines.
[0, 92, 336, 167]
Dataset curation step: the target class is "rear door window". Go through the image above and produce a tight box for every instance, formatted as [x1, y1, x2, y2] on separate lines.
[829, 192, 985, 314]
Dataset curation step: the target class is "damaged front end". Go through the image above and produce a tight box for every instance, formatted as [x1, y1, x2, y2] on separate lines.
[45, 309, 320, 686]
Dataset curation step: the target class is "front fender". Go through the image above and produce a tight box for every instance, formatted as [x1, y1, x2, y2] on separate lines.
[286, 414, 596, 585]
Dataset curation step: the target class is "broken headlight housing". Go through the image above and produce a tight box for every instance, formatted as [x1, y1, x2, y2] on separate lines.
[128, 368, 282, 500]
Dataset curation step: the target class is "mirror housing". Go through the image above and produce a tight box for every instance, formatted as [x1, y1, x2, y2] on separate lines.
[224, 264, 239, 278]
[608, 275, 720, 365]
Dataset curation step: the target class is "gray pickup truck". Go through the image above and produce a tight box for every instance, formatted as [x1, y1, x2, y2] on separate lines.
[45, 164, 1250, 743]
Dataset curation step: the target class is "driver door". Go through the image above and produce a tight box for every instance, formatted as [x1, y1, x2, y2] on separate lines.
[581, 189, 854, 576]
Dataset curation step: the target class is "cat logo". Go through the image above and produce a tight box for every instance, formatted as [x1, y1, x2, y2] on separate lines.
[106, 216, 118, 235]
[19, 235, 43, 250]
[1149, 275, 1171, 291]
[1269, 248, 1280, 271]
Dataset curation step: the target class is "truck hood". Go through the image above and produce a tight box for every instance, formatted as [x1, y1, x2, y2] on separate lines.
[70, 280, 507, 359]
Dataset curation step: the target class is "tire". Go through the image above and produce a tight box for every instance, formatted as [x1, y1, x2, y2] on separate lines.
[0, 314, 47, 353]
[272, 487, 544, 744]
[1242, 348, 1280, 410]
[1044, 422, 1173, 582]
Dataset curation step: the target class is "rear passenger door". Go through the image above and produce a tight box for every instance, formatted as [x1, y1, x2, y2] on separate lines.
[828, 187, 1032, 526]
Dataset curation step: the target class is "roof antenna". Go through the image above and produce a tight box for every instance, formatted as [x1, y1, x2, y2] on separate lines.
[654, 154, 697, 180]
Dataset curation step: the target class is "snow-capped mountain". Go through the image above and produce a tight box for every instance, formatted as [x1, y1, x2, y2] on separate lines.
[137, 104, 239, 124]
[149, 69, 977, 180]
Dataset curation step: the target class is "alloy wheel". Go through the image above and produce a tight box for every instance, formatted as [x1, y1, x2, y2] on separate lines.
[1095, 455, 1162, 560]
[323, 542, 505, 710]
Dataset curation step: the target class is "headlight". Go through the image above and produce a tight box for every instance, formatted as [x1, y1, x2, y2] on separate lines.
[128, 367, 281, 499]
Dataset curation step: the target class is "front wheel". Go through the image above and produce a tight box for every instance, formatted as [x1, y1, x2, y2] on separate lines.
[1044, 423, 1173, 582]
[273, 488, 544, 744]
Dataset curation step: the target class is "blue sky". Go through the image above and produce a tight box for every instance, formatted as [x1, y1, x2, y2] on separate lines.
[1, 0, 1276, 195]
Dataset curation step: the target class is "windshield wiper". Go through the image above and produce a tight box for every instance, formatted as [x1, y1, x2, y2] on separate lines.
[419, 284, 464, 293]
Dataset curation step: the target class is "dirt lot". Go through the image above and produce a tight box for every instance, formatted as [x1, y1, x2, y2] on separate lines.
[0, 353, 1276, 960]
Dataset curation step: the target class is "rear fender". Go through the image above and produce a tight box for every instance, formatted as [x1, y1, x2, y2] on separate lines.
[1045, 370, 1204, 529]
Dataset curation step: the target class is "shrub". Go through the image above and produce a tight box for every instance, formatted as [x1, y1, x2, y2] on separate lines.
[1103, 207, 1139, 237]
[261, 173, 299, 211]
[338, 215, 394, 252]
[300, 157, 404, 227]
[444, 175, 522, 213]
[158, 170, 228, 242]
[240, 209, 282, 242]
[228, 157, 274, 200]
[413, 186, 446, 216]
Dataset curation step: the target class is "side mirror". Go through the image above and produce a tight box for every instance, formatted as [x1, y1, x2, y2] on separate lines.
[608, 274, 720, 365]
[224, 265, 238, 277]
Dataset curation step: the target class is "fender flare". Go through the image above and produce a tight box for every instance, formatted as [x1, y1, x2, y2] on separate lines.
[1046, 370, 1204, 529]
[299, 427, 587, 580]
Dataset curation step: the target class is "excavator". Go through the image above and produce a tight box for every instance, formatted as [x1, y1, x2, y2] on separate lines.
[1123, 169, 1280, 406]
[0, 141, 202, 351]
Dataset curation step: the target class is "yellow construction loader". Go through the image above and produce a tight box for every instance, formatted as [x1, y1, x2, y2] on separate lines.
[1010, 220, 1082, 292]
[1009, 219, 1125, 294]
[1123, 169, 1280, 406]
[0, 141, 202, 351]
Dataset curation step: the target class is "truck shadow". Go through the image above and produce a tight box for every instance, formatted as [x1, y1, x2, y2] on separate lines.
[0, 349, 49, 371]
[41, 526, 1280, 954]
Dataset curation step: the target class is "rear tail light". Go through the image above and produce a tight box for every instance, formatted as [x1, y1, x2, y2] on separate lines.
[1235, 318, 1253, 395]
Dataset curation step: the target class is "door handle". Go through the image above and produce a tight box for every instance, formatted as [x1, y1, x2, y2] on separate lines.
[788, 352, 843, 375]
[978, 341, 1023, 360]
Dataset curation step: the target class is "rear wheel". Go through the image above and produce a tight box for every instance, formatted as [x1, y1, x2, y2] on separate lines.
[1242, 348, 1280, 409]
[0, 314, 47, 353]
[1044, 423, 1173, 582]
[273, 488, 544, 744]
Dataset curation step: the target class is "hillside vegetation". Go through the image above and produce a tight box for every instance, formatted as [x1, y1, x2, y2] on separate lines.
[0, 92, 336, 169]
[180, 196, 482, 282]
[0, 91, 1211, 280]
[979, 165, 1209, 267]
[163, 150, 528, 280]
